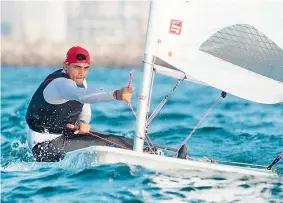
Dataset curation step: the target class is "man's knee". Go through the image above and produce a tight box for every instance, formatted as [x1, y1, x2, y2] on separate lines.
[32, 142, 65, 162]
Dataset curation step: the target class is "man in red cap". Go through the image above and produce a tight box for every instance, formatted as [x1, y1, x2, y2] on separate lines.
[26, 46, 134, 162]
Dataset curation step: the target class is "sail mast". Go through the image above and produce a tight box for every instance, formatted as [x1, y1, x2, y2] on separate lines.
[133, 1, 154, 152]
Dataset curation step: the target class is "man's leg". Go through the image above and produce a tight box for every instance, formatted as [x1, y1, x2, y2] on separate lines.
[32, 132, 134, 162]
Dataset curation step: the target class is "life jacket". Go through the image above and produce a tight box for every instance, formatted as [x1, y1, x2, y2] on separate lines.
[26, 69, 84, 134]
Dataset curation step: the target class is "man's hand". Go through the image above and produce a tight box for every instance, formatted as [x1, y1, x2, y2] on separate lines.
[74, 121, 90, 134]
[114, 87, 133, 104]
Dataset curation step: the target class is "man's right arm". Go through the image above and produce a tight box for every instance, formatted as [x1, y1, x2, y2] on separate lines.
[43, 77, 116, 104]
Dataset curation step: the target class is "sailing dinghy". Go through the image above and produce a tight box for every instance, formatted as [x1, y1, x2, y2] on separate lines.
[71, 0, 283, 177]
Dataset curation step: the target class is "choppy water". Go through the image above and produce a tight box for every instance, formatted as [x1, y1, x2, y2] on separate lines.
[1, 66, 283, 202]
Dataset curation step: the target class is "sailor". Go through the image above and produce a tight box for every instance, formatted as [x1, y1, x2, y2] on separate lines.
[25, 46, 134, 162]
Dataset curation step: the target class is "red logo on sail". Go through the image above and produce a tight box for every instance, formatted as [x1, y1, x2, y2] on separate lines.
[169, 19, 182, 35]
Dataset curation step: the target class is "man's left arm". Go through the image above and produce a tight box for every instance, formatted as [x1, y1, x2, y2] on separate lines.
[77, 103, 91, 124]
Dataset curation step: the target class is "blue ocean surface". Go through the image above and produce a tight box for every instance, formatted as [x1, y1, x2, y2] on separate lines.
[1, 66, 283, 202]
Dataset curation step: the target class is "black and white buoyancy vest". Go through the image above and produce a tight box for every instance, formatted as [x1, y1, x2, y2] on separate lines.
[26, 69, 84, 134]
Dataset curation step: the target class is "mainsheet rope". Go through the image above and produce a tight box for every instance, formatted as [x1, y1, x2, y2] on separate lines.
[173, 91, 227, 157]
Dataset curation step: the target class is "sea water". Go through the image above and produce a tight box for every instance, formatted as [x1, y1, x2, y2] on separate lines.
[1, 66, 282, 202]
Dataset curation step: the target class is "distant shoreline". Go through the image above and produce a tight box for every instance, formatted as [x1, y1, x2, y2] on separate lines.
[1, 65, 142, 69]
[1, 38, 145, 67]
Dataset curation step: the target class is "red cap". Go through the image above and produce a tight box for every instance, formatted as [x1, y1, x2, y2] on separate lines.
[65, 46, 90, 64]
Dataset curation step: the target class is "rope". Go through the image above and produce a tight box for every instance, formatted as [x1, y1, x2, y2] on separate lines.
[88, 131, 130, 150]
[174, 91, 227, 157]
[127, 103, 137, 118]
[215, 160, 268, 168]
[145, 125, 157, 153]
[126, 72, 137, 118]
[147, 76, 186, 126]
[144, 134, 155, 153]
[267, 151, 283, 170]
[127, 72, 133, 88]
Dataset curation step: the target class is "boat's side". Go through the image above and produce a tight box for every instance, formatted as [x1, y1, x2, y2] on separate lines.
[75, 146, 276, 177]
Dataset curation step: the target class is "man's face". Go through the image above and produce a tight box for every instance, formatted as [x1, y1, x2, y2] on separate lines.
[63, 62, 89, 85]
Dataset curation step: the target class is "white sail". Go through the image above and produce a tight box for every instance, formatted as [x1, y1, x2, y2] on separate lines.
[145, 0, 283, 104]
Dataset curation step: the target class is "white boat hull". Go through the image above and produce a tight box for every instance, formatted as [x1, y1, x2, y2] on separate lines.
[73, 146, 276, 177]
